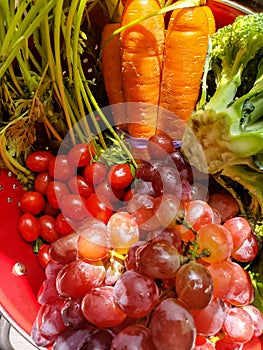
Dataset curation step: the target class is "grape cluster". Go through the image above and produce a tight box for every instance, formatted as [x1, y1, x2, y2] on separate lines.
[26, 133, 263, 349]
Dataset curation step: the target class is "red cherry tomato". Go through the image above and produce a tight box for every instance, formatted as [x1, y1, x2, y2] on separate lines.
[68, 175, 94, 198]
[34, 171, 52, 196]
[18, 213, 40, 242]
[85, 193, 114, 224]
[107, 164, 134, 189]
[83, 162, 108, 185]
[46, 181, 69, 209]
[26, 151, 54, 172]
[20, 191, 45, 215]
[60, 194, 87, 221]
[39, 215, 60, 242]
[49, 155, 75, 181]
[68, 143, 96, 167]
[37, 244, 51, 268]
[43, 201, 60, 217]
[55, 213, 74, 236]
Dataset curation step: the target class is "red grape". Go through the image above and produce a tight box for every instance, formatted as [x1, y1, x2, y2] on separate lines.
[114, 270, 159, 318]
[81, 286, 127, 327]
[149, 298, 196, 350]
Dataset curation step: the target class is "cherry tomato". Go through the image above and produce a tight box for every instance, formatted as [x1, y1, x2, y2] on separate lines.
[18, 213, 40, 242]
[60, 194, 87, 221]
[43, 201, 60, 217]
[83, 162, 108, 185]
[26, 151, 54, 172]
[34, 171, 52, 196]
[49, 155, 75, 181]
[38, 244, 51, 268]
[20, 191, 45, 215]
[85, 193, 114, 224]
[68, 175, 94, 198]
[147, 133, 175, 160]
[55, 213, 74, 236]
[39, 215, 60, 242]
[68, 143, 95, 167]
[46, 181, 69, 209]
[107, 164, 134, 189]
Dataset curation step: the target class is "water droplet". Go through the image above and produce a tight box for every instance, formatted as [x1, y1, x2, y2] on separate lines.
[7, 197, 12, 203]
[12, 184, 18, 190]
[7, 171, 12, 178]
[12, 262, 27, 276]
[0, 184, 3, 191]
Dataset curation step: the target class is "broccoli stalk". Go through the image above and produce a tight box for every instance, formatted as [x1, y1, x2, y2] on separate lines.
[182, 13, 263, 215]
[182, 13, 263, 173]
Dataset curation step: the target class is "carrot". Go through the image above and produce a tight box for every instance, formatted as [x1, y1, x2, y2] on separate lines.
[157, 3, 216, 140]
[101, 23, 127, 130]
[120, 0, 165, 139]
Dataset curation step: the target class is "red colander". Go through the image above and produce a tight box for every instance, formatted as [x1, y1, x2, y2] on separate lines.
[0, 169, 45, 338]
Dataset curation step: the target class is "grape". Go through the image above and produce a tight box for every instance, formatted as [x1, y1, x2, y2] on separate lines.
[36, 299, 67, 339]
[223, 217, 251, 251]
[37, 278, 60, 305]
[175, 261, 213, 310]
[56, 259, 105, 298]
[242, 305, 263, 337]
[207, 261, 254, 305]
[147, 133, 175, 159]
[107, 212, 140, 254]
[52, 327, 94, 350]
[127, 193, 160, 231]
[45, 260, 64, 279]
[137, 241, 181, 279]
[87, 328, 115, 350]
[151, 227, 182, 252]
[133, 179, 156, 197]
[180, 200, 215, 241]
[77, 217, 110, 261]
[191, 297, 226, 336]
[155, 193, 181, 229]
[31, 317, 57, 347]
[125, 241, 147, 271]
[49, 232, 79, 264]
[81, 285, 127, 327]
[222, 307, 254, 343]
[111, 324, 156, 350]
[231, 232, 259, 262]
[163, 150, 193, 183]
[152, 166, 182, 197]
[149, 298, 196, 350]
[135, 160, 162, 182]
[197, 223, 234, 263]
[61, 298, 87, 329]
[114, 270, 159, 318]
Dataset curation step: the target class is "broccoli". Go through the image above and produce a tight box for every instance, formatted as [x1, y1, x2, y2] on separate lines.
[181, 13, 263, 215]
[182, 13, 263, 174]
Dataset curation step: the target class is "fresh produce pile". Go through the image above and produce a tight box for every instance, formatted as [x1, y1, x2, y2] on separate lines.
[1, 0, 263, 349]
[19, 133, 263, 349]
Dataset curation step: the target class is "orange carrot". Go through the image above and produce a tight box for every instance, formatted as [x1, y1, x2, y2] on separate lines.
[157, 4, 216, 140]
[101, 23, 127, 129]
[120, 0, 165, 139]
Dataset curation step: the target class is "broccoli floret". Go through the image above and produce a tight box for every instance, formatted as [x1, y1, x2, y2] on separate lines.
[204, 13, 263, 112]
[182, 13, 263, 174]
[182, 13, 263, 215]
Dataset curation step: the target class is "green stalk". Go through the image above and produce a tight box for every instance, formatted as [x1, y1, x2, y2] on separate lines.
[65, 0, 79, 84]
[72, 0, 89, 121]
[79, 64, 137, 167]
[0, 0, 34, 54]
[41, 4, 61, 106]
[53, 0, 75, 143]
[0, 0, 56, 80]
